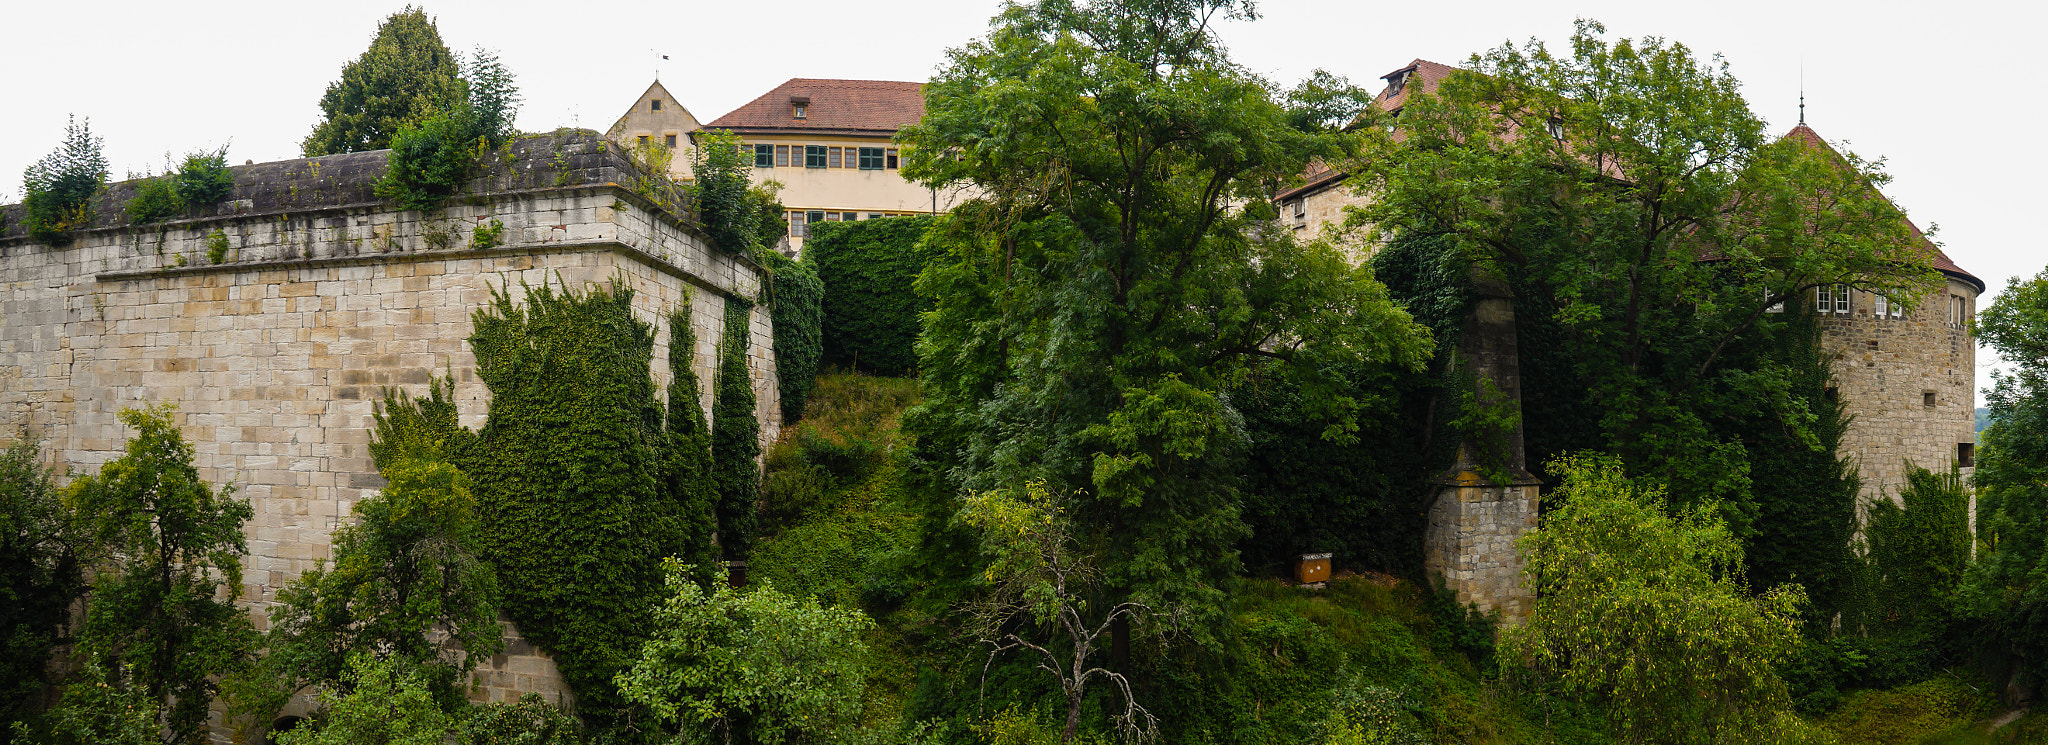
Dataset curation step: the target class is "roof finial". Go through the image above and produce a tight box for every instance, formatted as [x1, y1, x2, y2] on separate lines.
[1798, 61, 1806, 126]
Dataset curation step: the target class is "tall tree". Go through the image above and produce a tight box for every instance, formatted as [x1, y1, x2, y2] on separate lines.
[1962, 266, 2048, 690]
[1347, 20, 1942, 524]
[898, 0, 1432, 649]
[21, 115, 108, 245]
[303, 6, 467, 156]
[64, 405, 256, 745]
[1, 434, 81, 740]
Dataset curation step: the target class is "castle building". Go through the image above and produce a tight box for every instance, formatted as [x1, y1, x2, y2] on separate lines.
[1290, 59, 1983, 618]
[610, 78, 972, 253]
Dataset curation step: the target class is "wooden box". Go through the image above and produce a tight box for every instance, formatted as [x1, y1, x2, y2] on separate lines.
[1295, 553, 1332, 584]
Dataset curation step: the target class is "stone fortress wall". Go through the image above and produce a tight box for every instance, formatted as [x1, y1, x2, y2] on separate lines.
[0, 130, 780, 711]
[1816, 276, 1981, 506]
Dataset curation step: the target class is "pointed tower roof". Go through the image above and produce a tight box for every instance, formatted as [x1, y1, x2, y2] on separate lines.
[1784, 124, 1983, 293]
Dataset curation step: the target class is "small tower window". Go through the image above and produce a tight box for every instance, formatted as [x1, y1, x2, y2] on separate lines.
[651, 99, 662, 112]
[1958, 442, 1975, 468]
[664, 134, 677, 148]
[1923, 390, 1937, 407]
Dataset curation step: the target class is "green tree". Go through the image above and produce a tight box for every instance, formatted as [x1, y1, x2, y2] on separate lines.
[303, 7, 467, 156]
[957, 481, 1157, 744]
[804, 216, 941, 377]
[1347, 21, 1942, 525]
[898, 0, 1432, 648]
[22, 115, 108, 245]
[1501, 453, 1809, 744]
[64, 405, 256, 745]
[689, 131, 780, 256]
[173, 146, 234, 209]
[1962, 266, 2048, 690]
[372, 48, 520, 213]
[275, 655, 454, 745]
[618, 559, 872, 745]
[1, 434, 82, 739]
[250, 381, 501, 715]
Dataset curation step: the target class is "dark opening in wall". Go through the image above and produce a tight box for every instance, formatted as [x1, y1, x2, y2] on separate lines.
[1923, 390, 1937, 407]
[1959, 442, 1975, 468]
[265, 716, 303, 745]
[1824, 386, 1840, 402]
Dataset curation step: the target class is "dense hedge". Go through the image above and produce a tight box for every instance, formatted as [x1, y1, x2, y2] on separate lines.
[763, 251, 824, 423]
[462, 281, 710, 724]
[805, 216, 940, 376]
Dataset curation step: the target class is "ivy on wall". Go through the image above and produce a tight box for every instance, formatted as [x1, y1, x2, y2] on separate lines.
[461, 280, 708, 724]
[805, 216, 939, 376]
[710, 296, 761, 558]
[763, 251, 823, 423]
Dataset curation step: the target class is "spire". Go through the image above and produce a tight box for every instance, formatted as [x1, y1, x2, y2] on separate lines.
[1798, 61, 1806, 126]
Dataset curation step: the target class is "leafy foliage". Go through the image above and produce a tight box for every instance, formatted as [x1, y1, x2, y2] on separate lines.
[15, 656, 162, 745]
[711, 297, 761, 557]
[1348, 21, 1942, 525]
[618, 559, 873, 745]
[803, 216, 940, 376]
[303, 7, 467, 156]
[123, 174, 182, 224]
[1501, 454, 1806, 744]
[376, 111, 488, 212]
[22, 115, 108, 245]
[957, 481, 1158, 744]
[1, 434, 81, 736]
[1741, 308, 1860, 627]
[251, 380, 501, 716]
[463, 281, 708, 724]
[899, 0, 1432, 650]
[763, 251, 824, 423]
[1962, 265, 2048, 691]
[688, 131, 785, 255]
[173, 147, 234, 208]
[460, 693, 584, 745]
[1858, 466, 1970, 638]
[64, 405, 256, 745]
[275, 655, 455, 745]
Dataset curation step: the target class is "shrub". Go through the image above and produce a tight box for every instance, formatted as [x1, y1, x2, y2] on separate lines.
[805, 216, 939, 375]
[206, 230, 231, 264]
[471, 218, 505, 249]
[711, 297, 761, 556]
[22, 115, 108, 245]
[124, 173, 183, 224]
[376, 110, 484, 212]
[174, 146, 234, 208]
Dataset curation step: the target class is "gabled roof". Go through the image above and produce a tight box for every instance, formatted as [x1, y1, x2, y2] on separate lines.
[705, 79, 925, 137]
[1783, 124, 1983, 293]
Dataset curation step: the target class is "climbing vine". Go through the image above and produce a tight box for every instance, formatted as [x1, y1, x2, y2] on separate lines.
[461, 280, 707, 724]
[711, 296, 760, 557]
[763, 251, 823, 423]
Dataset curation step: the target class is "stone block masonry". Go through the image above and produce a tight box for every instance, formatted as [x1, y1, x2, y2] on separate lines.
[0, 130, 778, 717]
[1817, 278, 1978, 508]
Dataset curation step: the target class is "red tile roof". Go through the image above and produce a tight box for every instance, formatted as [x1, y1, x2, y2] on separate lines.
[1783, 125, 1983, 292]
[1374, 59, 1459, 114]
[704, 78, 925, 137]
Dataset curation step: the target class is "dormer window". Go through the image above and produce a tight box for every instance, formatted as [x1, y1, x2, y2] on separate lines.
[790, 95, 811, 120]
[1385, 69, 1411, 96]
[651, 99, 662, 112]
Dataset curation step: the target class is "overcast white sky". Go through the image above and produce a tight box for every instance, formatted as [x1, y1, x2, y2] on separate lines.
[2, 0, 2038, 406]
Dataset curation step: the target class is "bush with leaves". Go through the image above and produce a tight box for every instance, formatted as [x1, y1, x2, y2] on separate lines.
[460, 694, 583, 745]
[374, 48, 521, 212]
[275, 655, 454, 745]
[2, 434, 81, 738]
[22, 115, 108, 245]
[13, 656, 161, 745]
[1500, 453, 1807, 744]
[803, 216, 938, 377]
[123, 174, 183, 224]
[618, 559, 873, 745]
[64, 404, 256, 745]
[686, 130, 785, 254]
[249, 380, 501, 716]
[173, 146, 234, 209]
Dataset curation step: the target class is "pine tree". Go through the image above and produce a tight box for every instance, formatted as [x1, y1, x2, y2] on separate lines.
[302, 6, 466, 156]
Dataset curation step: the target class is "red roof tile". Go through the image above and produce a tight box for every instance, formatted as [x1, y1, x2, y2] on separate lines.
[705, 78, 924, 136]
[1374, 59, 1460, 114]
[1782, 125, 1983, 292]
